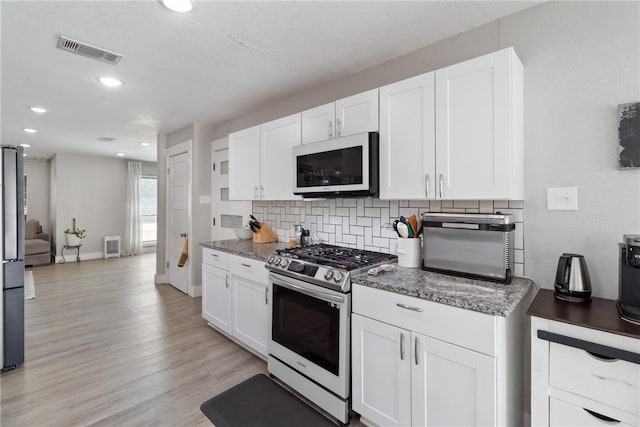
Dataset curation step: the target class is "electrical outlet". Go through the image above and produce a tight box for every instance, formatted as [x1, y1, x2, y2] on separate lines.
[547, 187, 578, 210]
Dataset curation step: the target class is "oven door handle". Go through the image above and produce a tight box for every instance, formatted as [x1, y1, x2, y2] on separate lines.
[270, 276, 345, 304]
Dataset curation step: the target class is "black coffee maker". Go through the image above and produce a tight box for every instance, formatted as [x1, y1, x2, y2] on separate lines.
[618, 235, 640, 324]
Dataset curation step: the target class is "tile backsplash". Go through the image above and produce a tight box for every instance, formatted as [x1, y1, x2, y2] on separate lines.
[253, 198, 525, 276]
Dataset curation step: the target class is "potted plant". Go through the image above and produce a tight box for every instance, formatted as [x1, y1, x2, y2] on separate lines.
[64, 218, 86, 247]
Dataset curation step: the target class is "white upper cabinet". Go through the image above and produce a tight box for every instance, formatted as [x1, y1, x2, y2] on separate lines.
[379, 72, 435, 200]
[260, 113, 302, 200]
[301, 89, 379, 144]
[435, 47, 523, 200]
[228, 115, 302, 201]
[380, 47, 523, 201]
[228, 125, 261, 200]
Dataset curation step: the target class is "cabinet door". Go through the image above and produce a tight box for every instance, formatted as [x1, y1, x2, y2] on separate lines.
[435, 48, 520, 200]
[352, 314, 411, 427]
[379, 73, 435, 200]
[260, 113, 302, 200]
[301, 102, 335, 144]
[412, 334, 496, 426]
[202, 264, 231, 334]
[231, 275, 269, 357]
[228, 125, 261, 200]
[335, 89, 379, 138]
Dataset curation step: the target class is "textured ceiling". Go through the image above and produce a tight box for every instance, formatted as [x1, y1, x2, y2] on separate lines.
[1, 1, 539, 162]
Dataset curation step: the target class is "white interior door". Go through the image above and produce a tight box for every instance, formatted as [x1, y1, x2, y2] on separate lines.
[167, 150, 190, 294]
[211, 137, 251, 240]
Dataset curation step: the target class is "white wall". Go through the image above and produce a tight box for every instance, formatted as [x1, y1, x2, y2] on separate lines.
[52, 154, 127, 258]
[24, 159, 50, 233]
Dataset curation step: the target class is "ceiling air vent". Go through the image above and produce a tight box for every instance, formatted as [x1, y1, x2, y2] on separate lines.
[97, 137, 115, 142]
[56, 35, 123, 65]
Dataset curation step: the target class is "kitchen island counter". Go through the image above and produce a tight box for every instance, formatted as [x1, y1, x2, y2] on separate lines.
[352, 267, 535, 317]
[200, 240, 288, 262]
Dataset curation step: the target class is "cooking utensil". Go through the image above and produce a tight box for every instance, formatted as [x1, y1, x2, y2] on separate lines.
[397, 222, 409, 238]
[392, 220, 400, 236]
[249, 214, 261, 230]
[408, 215, 418, 237]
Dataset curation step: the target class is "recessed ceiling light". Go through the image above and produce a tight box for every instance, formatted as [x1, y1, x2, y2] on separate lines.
[29, 106, 48, 114]
[161, 0, 193, 13]
[98, 77, 123, 88]
[20, 143, 31, 148]
[139, 142, 151, 147]
[116, 153, 126, 157]
[23, 128, 37, 133]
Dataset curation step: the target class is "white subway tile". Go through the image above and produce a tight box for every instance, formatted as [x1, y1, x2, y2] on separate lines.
[312, 208, 323, 215]
[323, 224, 335, 234]
[350, 225, 364, 235]
[479, 201, 494, 213]
[365, 207, 381, 217]
[316, 200, 330, 208]
[509, 200, 524, 209]
[323, 208, 330, 225]
[514, 224, 524, 250]
[429, 200, 441, 212]
[343, 234, 357, 244]
[388, 238, 398, 255]
[365, 227, 373, 246]
[357, 216, 373, 227]
[357, 199, 365, 216]
[465, 209, 480, 213]
[389, 200, 399, 219]
[372, 218, 381, 237]
[365, 246, 382, 253]
[335, 198, 343, 208]
[364, 197, 373, 207]
[441, 208, 466, 213]
[493, 200, 508, 208]
[357, 236, 364, 249]
[514, 263, 524, 276]
[399, 200, 409, 207]
[335, 208, 350, 217]
[453, 200, 479, 209]
[350, 208, 357, 225]
[409, 200, 430, 208]
[342, 217, 350, 229]
[342, 199, 357, 208]
[372, 237, 389, 248]
[441, 200, 453, 208]
[329, 216, 342, 225]
[372, 198, 390, 208]
[317, 232, 329, 243]
[514, 249, 524, 264]
[328, 234, 336, 245]
[381, 228, 398, 239]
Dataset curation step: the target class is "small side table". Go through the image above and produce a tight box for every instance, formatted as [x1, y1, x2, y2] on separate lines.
[61, 244, 81, 263]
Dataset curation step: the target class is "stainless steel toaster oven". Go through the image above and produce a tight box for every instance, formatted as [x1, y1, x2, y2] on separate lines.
[422, 213, 515, 283]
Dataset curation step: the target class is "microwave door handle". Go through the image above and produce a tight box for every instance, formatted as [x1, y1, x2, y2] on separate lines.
[441, 223, 480, 230]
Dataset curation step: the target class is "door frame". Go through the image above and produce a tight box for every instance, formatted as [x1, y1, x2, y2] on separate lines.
[164, 140, 194, 296]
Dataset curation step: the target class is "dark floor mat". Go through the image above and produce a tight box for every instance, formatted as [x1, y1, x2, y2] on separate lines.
[200, 374, 337, 427]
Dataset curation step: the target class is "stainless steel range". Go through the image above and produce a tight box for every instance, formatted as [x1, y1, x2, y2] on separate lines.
[266, 244, 397, 424]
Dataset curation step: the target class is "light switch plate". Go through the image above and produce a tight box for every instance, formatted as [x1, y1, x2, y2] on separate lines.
[547, 187, 578, 210]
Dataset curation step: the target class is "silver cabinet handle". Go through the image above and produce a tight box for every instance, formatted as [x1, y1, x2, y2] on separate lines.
[328, 121, 333, 139]
[225, 275, 229, 289]
[439, 174, 444, 198]
[254, 185, 258, 200]
[265, 288, 269, 304]
[260, 185, 264, 200]
[241, 263, 252, 268]
[400, 333, 405, 360]
[336, 117, 342, 137]
[210, 253, 219, 257]
[425, 174, 430, 198]
[414, 336, 419, 365]
[396, 303, 423, 312]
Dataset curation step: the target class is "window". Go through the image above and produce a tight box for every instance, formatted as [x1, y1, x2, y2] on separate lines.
[140, 176, 157, 244]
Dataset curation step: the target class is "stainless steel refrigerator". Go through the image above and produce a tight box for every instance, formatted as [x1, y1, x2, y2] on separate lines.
[2, 145, 24, 370]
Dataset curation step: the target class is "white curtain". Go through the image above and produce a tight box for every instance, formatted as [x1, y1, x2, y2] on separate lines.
[124, 161, 142, 256]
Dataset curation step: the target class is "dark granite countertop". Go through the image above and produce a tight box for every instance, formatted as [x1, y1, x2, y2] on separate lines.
[528, 288, 640, 340]
[200, 240, 288, 262]
[352, 267, 535, 317]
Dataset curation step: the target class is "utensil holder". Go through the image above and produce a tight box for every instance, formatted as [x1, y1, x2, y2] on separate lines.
[253, 223, 278, 244]
[397, 237, 421, 268]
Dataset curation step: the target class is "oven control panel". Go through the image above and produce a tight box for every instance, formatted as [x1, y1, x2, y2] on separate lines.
[266, 256, 348, 288]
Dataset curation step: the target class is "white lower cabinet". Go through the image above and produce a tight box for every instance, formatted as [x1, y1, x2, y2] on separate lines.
[202, 248, 269, 358]
[352, 314, 495, 427]
[202, 263, 231, 334]
[231, 274, 268, 356]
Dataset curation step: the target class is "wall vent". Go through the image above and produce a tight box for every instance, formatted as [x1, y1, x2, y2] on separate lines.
[97, 137, 115, 142]
[56, 35, 123, 65]
[104, 235, 121, 259]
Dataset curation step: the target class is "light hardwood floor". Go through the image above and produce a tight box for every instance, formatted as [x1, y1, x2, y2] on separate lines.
[1, 254, 267, 426]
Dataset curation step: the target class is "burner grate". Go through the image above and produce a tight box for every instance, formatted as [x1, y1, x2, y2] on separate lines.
[276, 244, 396, 270]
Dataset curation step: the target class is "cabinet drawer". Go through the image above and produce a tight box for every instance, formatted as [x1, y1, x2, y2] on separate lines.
[203, 248, 229, 270]
[229, 255, 267, 283]
[549, 341, 640, 414]
[550, 396, 635, 426]
[352, 284, 496, 356]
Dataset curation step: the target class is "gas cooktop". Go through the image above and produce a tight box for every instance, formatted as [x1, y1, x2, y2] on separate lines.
[266, 244, 397, 292]
[276, 244, 397, 271]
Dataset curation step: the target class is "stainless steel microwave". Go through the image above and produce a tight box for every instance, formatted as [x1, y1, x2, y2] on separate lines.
[292, 132, 379, 198]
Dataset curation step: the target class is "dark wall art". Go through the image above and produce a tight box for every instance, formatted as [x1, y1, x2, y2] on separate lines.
[618, 101, 640, 168]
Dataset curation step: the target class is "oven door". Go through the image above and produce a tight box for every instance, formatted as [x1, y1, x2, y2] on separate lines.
[268, 273, 350, 398]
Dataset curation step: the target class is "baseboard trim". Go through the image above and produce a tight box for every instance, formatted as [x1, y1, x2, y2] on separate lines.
[189, 284, 202, 298]
[154, 274, 168, 285]
[55, 251, 103, 263]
